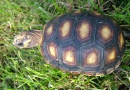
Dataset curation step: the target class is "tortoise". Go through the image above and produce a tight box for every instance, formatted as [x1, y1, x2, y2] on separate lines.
[13, 11, 127, 76]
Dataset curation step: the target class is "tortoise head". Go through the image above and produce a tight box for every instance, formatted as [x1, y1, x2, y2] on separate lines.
[13, 30, 43, 48]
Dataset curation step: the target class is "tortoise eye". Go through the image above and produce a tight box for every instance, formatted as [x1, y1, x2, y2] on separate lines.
[17, 42, 23, 46]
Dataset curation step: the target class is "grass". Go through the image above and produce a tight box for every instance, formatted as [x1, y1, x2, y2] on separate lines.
[0, 0, 130, 89]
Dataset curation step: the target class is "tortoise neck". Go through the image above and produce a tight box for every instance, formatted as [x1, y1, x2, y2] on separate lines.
[31, 30, 43, 47]
[24, 30, 43, 48]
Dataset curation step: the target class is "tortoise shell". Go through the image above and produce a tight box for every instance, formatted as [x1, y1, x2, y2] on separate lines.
[41, 11, 125, 76]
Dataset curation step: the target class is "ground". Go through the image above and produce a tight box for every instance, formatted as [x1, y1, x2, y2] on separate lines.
[0, 0, 130, 90]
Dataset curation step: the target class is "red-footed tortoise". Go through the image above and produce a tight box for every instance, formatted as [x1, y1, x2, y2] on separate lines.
[13, 11, 127, 76]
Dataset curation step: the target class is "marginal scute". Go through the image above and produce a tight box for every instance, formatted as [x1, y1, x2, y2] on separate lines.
[119, 33, 124, 50]
[105, 47, 117, 64]
[95, 72, 104, 76]
[115, 60, 121, 69]
[74, 10, 81, 14]
[47, 42, 57, 60]
[93, 11, 101, 16]
[70, 71, 81, 74]
[60, 21, 71, 38]
[83, 72, 94, 76]
[107, 68, 114, 74]
[83, 48, 99, 67]
[100, 25, 113, 42]
[46, 25, 53, 36]
[77, 21, 91, 41]
[63, 46, 76, 66]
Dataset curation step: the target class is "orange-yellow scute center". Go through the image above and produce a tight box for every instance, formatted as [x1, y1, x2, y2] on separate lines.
[63, 47, 76, 65]
[60, 21, 71, 38]
[100, 26, 112, 41]
[108, 50, 116, 60]
[48, 43, 57, 60]
[86, 52, 97, 64]
[83, 49, 99, 67]
[106, 48, 116, 64]
[119, 33, 124, 50]
[78, 22, 90, 40]
[47, 25, 53, 35]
